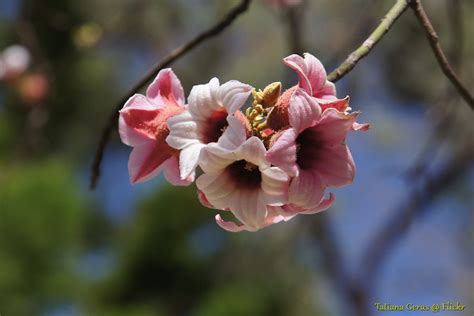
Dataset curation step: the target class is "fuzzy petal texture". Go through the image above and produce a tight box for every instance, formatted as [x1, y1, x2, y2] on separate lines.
[266, 128, 298, 176]
[314, 109, 361, 144]
[119, 94, 158, 146]
[167, 78, 252, 181]
[187, 78, 221, 120]
[196, 119, 289, 232]
[146, 68, 185, 107]
[284, 53, 326, 96]
[128, 140, 173, 184]
[288, 169, 326, 210]
[288, 89, 322, 133]
[163, 154, 194, 186]
[315, 145, 355, 188]
[216, 80, 253, 114]
[315, 81, 337, 100]
[119, 68, 188, 185]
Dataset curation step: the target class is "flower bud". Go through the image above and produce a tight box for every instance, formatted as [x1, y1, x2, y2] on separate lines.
[266, 85, 298, 130]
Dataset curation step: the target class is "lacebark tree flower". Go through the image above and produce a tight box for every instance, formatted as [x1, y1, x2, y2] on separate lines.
[196, 117, 289, 232]
[118, 52, 369, 232]
[266, 89, 364, 212]
[118, 68, 193, 185]
[166, 78, 252, 181]
[267, 53, 354, 131]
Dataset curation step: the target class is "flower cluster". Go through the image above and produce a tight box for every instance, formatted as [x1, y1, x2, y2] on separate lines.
[119, 53, 368, 232]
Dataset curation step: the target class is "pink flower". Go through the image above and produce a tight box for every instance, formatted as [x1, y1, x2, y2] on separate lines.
[166, 78, 252, 181]
[196, 116, 289, 232]
[119, 68, 192, 185]
[268, 53, 366, 131]
[266, 89, 363, 211]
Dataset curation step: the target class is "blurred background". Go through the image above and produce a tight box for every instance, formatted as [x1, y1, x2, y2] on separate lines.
[0, 0, 473, 315]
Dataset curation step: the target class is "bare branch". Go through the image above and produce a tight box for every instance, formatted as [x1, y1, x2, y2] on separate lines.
[327, 0, 409, 82]
[90, 0, 252, 189]
[410, 0, 474, 110]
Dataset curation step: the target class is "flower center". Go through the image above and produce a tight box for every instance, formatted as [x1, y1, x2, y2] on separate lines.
[226, 160, 262, 189]
[296, 128, 322, 170]
[201, 108, 229, 144]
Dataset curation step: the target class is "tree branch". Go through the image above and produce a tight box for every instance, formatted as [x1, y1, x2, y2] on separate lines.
[409, 0, 474, 110]
[327, 0, 409, 83]
[89, 0, 252, 189]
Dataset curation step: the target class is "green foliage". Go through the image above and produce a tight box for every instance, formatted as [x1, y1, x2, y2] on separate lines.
[0, 160, 86, 315]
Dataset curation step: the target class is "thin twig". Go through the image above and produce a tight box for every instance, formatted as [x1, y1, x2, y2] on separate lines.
[410, 0, 474, 110]
[90, 0, 252, 189]
[360, 145, 473, 288]
[327, 0, 409, 82]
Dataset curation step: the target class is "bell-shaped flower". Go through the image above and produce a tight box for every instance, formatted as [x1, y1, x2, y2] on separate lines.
[196, 116, 289, 232]
[166, 78, 252, 181]
[266, 89, 363, 211]
[119, 68, 192, 185]
[267, 53, 368, 131]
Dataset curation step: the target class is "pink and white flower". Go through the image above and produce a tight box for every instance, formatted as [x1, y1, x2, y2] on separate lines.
[267, 89, 363, 211]
[166, 78, 252, 181]
[268, 53, 365, 131]
[196, 116, 289, 232]
[118, 68, 192, 185]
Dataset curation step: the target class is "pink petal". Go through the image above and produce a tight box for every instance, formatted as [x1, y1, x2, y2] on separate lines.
[352, 121, 370, 131]
[300, 193, 335, 215]
[314, 108, 358, 144]
[288, 169, 325, 210]
[282, 192, 334, 216]
[315, 81, 337, 99]
[197, 190, 215, 209]
[319, 96, 350, 112]
[162, 154, 194, 186]
[120, 107, 161, 141]
[266, 128, 298, 176]
[288, 89, 322, 133]
[283, 53, 327, 96]
[128, 140, 173, 184]
[316, 145, 355, 187]
[119, 94, 159, 146]
[146, 68, 185, 107]
[226, 189, 266, 231]
[215, 214, 246, 232]
[216, 80, 252, 114]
